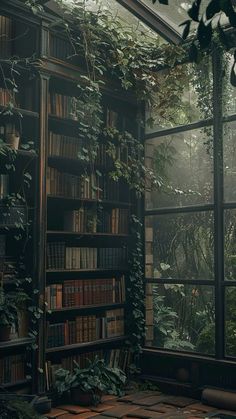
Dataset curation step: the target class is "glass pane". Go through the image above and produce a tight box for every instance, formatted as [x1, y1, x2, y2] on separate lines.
[61, 0, 162, 40]
[225, 209, 236, 280]
[146, 283, 215, 355]
[223, 53, 236, 116]
[145, 57, 212, 132]
[145, 213, 214, 280]
[139, 0, 192, 30]
[225, 287, 236, 357]
[224, 121, 236, 203]
[145, 128, 213, 210]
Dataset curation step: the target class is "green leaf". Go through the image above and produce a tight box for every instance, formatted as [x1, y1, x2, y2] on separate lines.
[180, 20, 191, 40]
[230, 62, 236, 87]
[188, 0, 201, 22]
[206, 0, 220, 19]
[197, 19, 212, 49]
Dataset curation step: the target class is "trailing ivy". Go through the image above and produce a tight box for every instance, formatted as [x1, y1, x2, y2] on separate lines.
[127, 215, 146, 358]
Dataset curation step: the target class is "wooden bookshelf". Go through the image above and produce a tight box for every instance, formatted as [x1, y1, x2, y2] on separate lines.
[0, 0, 141, 394]
[0, 6, 39, 394]
[0, 337, 34, 350]
[46, 336, 128, 354]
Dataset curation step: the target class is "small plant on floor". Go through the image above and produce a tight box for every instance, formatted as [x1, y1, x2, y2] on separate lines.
[0, 288, 29, 341]
[0, 399, 43, 419]
[54, 356, 126, 406]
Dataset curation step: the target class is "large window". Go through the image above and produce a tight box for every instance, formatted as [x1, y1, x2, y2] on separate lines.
[145, 51, 236, 360]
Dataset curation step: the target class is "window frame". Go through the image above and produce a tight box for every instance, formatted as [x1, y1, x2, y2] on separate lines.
[144, 47, 236, 362]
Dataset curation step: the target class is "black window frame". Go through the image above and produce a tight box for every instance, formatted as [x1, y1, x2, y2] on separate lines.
[144, 45, 236, 363]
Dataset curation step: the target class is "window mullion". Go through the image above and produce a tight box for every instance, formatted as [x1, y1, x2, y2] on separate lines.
[212, 45, 224, 359]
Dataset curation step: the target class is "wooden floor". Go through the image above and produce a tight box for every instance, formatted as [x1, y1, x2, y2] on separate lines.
[45, 391, 236, 418]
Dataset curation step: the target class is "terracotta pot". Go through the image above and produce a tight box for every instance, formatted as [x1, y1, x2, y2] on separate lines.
[70, 388, 101, 406]
[5, 133, 20, 150]
[0, 325, 11, 341]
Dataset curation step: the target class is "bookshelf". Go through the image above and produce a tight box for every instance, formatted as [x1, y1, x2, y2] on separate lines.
[0, 0, 141, 396]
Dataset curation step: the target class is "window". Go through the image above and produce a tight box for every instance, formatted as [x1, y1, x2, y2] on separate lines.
[145, 50, 236, 360]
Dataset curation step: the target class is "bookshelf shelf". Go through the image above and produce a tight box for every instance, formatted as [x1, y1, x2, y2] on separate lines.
[48, 114, 79, 128]
[0, 337, 34, 350]
[46, 268, 129, 274]
[0, 105, 39, 119]
[1, 378, 32, 389]
[47, 231, 129, 239]
[48, 156, 117, 175]
[47, 302, 126, 315]
[47, 195, 131, 208]
[46, 335, 128, 354]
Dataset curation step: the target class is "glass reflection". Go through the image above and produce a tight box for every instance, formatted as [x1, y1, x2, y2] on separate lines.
[146, 283, 215, 354]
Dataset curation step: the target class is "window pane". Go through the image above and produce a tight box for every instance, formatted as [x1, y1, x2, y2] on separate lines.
[223, 53, 236, 116]
[145, 213, 214, 280]
[145, 58, 212, 132]
[225, 287, 236, 357]
[224, 121, 236, 203]
[145, 128, 213, 210]
[146, 283, 215, 355]
[225, 209, 236, 280]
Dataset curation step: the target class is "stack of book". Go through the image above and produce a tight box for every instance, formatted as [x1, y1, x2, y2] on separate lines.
[49, 33, 74, 62]
[46, 242, 65, 270]
[65, 247, 97, 270]
[0, 175, 9, 199]
[98, 208, 129, 234]
[95, 143, 128, 167]
[47, 308, 124, 348]
[64, 208, 97, 233]
[46, 168, 100, 199]
[49, 92, 78, 120]
[0, 88, 13, 106]
[98, 248, 127, 269]
[46, 276, 125, 309]
[48, 132, 85, 158]
[0, 15, 13, 58]
[46, 243, 127, 270]
[0, 354, 25, 384]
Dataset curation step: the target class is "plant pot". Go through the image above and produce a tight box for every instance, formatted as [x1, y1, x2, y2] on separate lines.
[0, 325, 11, 341]
[70, 388, 102, 406]
[5, 133, 20, 150]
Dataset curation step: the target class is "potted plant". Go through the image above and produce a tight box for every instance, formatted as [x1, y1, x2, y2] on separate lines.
[54, 356, 126, 406]
[0, 397, 43, 419]
[0, 288, 29, 341]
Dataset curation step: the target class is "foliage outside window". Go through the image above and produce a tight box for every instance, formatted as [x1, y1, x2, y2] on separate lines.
[145, 50, 236, 359]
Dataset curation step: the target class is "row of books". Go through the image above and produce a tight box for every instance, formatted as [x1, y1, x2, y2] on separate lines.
[0, 354, 25, 385]
[0, 88, 13, 107]
[45, 276, 126, 309]
[48, 132, 128, 167]
[95, 143, 128, 167]
[46, 242, 127, 270]
[49, 92, 78, 120]
[64, 207, 129, 234]
[48, 132, 84, 159]
[45, 347, 131, 390]
[0, 87, 34, 111]
[47, 308, 124, 348]
[0, 15, 13, 58]
[47, 167, 128, 201]
[47, 168, 99, 200]
[0, 175, 9, 199]
[64, 208, 97, 233]
[49, 33, 74, 62]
